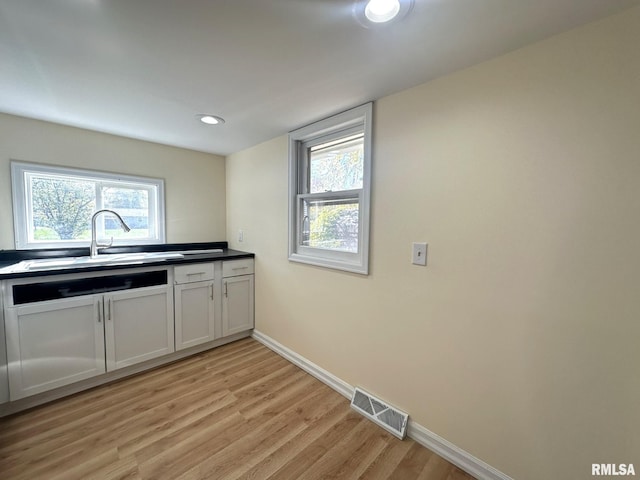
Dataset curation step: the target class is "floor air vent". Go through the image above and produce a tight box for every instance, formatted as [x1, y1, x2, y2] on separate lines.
[350, 387, 408, 439]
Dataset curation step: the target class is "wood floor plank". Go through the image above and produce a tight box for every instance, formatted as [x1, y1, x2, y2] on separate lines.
[115, 389, 236, 458]
[234, 402, 351, 480]
[300, 422, 378, 480]
[0, 338, 476, 480]
[313, 428, 390, 480]
[270, 412, 370, 479]
[1, 338, 257, 430]
[134, 373, 317, 478]
[83, 455, 142, 480]
[388, 439, 436, 479]
[140, 373, 324, 479]
[0, 356, 227, 446]
[47, 448, 122, 480]
[417, 453, 456, 480]
[136, 411, 248, 479]
[447, 467, 477, 480]
[3, 386, 237, 476]
[355, 431, 415, 479]
[0, 373, 233, 459]
[184, 383, 343, 480]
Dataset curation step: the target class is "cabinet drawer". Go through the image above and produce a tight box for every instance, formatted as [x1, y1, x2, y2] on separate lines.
[174, 263, 214, 284]
[222, 259, 254, 277]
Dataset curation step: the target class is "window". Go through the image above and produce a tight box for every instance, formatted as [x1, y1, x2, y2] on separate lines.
[11, 161, 165, 249]
[288, 103, 372, 274]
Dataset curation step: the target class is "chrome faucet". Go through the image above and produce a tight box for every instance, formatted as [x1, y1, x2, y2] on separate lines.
[90, 209, 131, 258]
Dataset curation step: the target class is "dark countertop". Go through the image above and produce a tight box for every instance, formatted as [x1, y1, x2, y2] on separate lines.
[0, 242, 254, 280]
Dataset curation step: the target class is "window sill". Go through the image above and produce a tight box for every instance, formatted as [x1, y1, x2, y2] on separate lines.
[288, 252, 368, 275]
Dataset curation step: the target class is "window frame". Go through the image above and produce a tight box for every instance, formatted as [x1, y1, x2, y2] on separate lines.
[288, 103, 372, 274]
[11, 161, 166, 249]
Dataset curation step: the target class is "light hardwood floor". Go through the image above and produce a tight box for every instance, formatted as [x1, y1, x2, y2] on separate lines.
[0, 338, 475, 480]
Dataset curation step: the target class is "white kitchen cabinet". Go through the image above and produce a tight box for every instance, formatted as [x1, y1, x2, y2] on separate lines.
[222, 259, 254, 337]
[105, 285, 174, 370]
[0, 256, 255, 405]
[174, 262, 214, 285]
[0, 294, 8, 404]
[174, 263, 216, 351]
[174, 280, 215, 350]
[3, 267, 173, 400]
[5, 296, 106, 401]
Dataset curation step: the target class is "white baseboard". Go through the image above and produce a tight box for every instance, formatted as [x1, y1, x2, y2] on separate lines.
[252, 330, 513, 480]
[407, 423, 513, 480]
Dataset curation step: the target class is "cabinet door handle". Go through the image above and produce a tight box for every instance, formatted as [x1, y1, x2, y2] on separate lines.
[210, 284, 214, 300]
[224, 281, 228, 297]
[97, 300, 102, 323]
[107, 297, 112, 321]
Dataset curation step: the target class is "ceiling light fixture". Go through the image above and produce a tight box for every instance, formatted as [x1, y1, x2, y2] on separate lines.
[365, 0, 400, 23]
[197, 114, 225, 125]
[353, 0, 414, 27]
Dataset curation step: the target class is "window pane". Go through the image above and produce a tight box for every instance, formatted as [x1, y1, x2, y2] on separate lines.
[302, 197, 359, 253]
[13, 161, 165, 249]
[289, 102, 371, 273]
[28, 174, 96, 242]
[102, 186, 151, 239]
[309, 134, 363, 193]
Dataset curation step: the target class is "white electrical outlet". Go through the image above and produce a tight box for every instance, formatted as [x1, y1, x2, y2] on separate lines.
[412, 242, 427, 266]
[238, 230, 244, 242]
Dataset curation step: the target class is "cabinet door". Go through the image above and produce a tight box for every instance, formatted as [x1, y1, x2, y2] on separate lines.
[0, 294, 8, 405]
[104, 286, 174, 371]
[222, 275, 254, 337]
[5, 296, 105, 401]
[175, 280, 215, 351]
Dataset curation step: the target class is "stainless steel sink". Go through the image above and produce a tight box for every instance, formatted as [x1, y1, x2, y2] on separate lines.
[16, 252, 185, 271]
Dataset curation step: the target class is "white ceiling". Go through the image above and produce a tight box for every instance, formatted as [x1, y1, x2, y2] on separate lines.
[1, 0, 638, 156]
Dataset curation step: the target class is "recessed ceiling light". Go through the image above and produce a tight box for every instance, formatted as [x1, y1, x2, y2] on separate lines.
[365, 0, 400, 23]
[197, 114, 225, 125]
[353, 0, 413, 27]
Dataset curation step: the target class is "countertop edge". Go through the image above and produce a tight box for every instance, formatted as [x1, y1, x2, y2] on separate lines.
[0, 247, 255, 280]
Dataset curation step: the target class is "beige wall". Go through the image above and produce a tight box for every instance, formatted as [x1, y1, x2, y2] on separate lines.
[0, 114, 226, 249]
[227, 7, 640, 480]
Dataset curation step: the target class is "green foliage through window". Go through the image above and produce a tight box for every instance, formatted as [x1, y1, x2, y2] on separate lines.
[31, 177, 95, 240]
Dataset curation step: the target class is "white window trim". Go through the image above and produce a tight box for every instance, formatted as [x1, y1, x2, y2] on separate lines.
[11, 161, 166, 249]
[288, 103, 372, 275]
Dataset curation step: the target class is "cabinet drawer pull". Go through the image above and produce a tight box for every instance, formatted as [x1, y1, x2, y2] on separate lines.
[232, 266, 248, 271]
